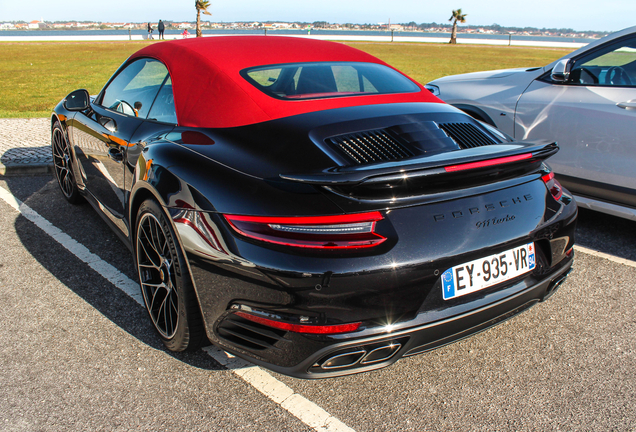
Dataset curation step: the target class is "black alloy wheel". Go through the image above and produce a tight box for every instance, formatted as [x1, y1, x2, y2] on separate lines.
[136, 199, 206, 352]
[52, 121, 82, 204]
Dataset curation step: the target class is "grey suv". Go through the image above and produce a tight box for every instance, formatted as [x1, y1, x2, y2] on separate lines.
[426, 26, 636, 220]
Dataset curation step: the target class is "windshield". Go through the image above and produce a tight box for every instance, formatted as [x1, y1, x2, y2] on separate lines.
[242, 62, 420, 100]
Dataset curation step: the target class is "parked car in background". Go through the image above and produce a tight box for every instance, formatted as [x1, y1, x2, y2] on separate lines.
[52, 36, 576, 378]
[426, 26, 636, 220]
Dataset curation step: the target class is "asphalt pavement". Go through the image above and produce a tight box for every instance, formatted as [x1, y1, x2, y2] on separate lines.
[1, 120, 635, 431]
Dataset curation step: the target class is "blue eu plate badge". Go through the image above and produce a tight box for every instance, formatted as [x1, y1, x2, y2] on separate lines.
[442, 268, 455, 299]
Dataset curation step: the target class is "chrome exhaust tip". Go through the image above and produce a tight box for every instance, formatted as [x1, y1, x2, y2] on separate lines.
[319, 342, 402, 370]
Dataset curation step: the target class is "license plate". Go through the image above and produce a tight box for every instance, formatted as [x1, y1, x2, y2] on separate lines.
[442, 243, 536, 300]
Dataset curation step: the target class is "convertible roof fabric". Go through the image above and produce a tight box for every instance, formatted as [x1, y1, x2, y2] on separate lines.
[129, 36, 441, 128]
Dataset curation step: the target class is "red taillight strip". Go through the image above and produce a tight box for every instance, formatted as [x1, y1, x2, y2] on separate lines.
[541, 171, 555, 183]
[541, 171, 563, 201]
[225, 211, 383, 225]
[223, 211, 386, 249]
[235, 311, 361, 334]
[444, 153, 533, 173]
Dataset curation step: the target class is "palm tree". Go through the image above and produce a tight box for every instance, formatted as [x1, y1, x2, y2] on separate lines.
[195, 0, 212, 38]
[449, 9, 467, 44]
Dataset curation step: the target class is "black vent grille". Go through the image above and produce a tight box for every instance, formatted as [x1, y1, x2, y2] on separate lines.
[438, 123, 497, 149]
[328, 129, 413, 164]
[217, 314, 289, 351]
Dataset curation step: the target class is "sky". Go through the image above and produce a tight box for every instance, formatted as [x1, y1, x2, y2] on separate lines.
[0, 0, 633, 33]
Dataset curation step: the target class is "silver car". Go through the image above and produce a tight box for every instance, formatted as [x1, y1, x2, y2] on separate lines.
[426, 26, 636, 220]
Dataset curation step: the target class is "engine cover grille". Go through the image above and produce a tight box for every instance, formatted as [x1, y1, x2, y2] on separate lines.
[438, 122, 497, 149]
[327, 129, 413, 164]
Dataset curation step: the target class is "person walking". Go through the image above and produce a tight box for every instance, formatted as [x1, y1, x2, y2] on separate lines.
[147, 22, 154, 40]
[158, 20, 165, 40]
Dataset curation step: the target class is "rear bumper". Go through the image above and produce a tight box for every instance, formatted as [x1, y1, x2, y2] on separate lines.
[174, 174, 577, 378]
[219, 255, 573, 379]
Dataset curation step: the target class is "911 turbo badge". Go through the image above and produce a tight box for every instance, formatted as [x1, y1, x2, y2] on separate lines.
[475, 214, 517, 229]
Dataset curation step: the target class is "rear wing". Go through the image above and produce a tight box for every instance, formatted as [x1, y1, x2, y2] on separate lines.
[280, 140, 558, 186]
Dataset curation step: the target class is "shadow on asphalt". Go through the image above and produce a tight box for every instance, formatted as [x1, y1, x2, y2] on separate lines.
[575, 208, 636, 261]
[1, 174, 223, 371]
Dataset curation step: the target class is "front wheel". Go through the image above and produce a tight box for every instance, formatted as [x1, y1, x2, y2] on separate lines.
[52, 121, 83, 204]
[135, 199, 207, 352]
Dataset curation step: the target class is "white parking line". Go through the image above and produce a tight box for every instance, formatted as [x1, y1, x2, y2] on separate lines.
[573, 245, 636, 268]
[0, 185, 355, 432]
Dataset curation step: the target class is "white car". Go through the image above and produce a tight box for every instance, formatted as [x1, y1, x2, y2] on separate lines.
[426, 26, 636, 220]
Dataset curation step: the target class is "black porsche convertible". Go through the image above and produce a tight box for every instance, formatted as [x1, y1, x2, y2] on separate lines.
[52, 36, 577, 378]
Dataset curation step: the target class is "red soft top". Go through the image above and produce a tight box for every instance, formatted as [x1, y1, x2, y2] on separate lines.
[129, 36, 441, 128]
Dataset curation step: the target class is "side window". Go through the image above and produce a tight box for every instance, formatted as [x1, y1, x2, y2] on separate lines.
[100, 59, 169, 118]
[147, 76, 177, 124]
[570, 38, 636, 86]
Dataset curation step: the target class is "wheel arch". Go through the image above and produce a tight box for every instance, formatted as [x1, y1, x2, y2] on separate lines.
[451, 103, 497, 127]
[129, 182, 167, 241]
[51, 113, 68, 134]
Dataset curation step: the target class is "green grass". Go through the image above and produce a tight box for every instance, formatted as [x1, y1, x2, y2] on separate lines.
[0, 41, 574, 118]
[0, 42, 151, 118]
[345, 42, 573, 85]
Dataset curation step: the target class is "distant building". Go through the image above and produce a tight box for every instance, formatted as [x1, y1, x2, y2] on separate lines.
[28, 20, 46, 29]
[0, 23, 16, 30]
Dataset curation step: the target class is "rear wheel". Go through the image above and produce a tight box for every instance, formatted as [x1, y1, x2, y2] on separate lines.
[135, 199, 207, 352]
[52, 121, 83, 204]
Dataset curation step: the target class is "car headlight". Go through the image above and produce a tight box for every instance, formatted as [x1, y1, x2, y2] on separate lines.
[424, 84, 440, 96]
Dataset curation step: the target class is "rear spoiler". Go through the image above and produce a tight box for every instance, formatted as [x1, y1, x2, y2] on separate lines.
[280, 141, 558, 186]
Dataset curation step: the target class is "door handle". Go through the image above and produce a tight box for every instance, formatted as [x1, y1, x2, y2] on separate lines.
[99, 116, 117, 132]
[617, 101, 636, 110]
[108, 148, 124, 163]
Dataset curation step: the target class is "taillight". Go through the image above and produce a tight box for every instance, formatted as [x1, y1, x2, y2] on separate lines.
[223, 211, 386, 249]
[234, 311, 361, 334]
[541, 171, 563, 201]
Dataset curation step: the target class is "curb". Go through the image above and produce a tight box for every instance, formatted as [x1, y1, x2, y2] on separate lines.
[0, 162, 53, 177]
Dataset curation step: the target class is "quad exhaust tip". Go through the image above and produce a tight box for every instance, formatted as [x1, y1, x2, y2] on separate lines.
[320, 343, 402, 370]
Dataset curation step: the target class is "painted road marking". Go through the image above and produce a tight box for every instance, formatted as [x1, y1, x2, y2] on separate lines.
[573, 245, 636, 268]
[204, 347, 353, 431]
[0, 186, 355, 432]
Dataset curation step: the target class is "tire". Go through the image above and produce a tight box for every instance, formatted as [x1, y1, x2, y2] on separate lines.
[52, 120, 83, 204]
[135, 199, 207, 352]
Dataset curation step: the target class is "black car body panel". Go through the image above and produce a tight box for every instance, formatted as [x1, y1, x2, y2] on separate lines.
[51, 36, 577, 378]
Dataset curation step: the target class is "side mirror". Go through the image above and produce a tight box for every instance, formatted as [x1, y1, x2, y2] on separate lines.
[63, 89, 90, 111]
[551, 59, 572, 83]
